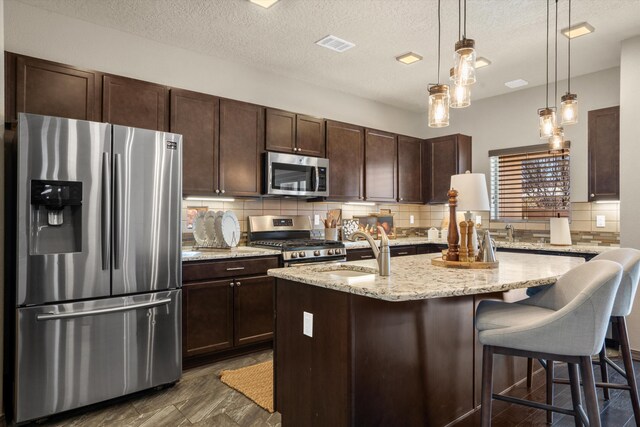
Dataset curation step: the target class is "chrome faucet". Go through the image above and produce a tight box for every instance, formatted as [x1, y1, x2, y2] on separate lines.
[505, 223, 514, 242]
[350, 226, 391, 277]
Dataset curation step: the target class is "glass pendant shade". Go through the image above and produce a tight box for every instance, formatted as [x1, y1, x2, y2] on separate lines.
[449, 68, 470, 108]
[549, 127, 565, 151]
[560, 93, 578, 125]
[538, 108, 556, 139]
[428, 84, 450, 128]
[453, 39, 476, 86]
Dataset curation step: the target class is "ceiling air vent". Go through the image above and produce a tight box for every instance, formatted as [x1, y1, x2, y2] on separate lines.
[315, 35, 355, 53]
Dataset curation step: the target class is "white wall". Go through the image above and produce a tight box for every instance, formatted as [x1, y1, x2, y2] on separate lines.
[620, 36, 640, 351]
[3, 0, 427, 138]
[423, 68, 621, 202]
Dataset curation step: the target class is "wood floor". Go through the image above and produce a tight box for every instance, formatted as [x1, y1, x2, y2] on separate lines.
[24, 350, 640, 426]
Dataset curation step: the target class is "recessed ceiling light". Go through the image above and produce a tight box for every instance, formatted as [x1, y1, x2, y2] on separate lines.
[249, 0, 279, 8]
[475, 57, 491, 68]
[396, 52, 423, 65]
[561, 22, 595, 39]
[505, 79, 529, 88]
[315, 35, 355, 53]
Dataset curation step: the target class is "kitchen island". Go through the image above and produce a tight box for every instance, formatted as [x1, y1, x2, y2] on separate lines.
[268, 252, 584, 426]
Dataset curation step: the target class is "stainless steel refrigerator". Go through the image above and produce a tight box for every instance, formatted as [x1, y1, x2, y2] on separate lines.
[14, 113, 182, 423]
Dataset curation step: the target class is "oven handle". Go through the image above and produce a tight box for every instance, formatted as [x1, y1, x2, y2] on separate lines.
[285, 257, 347, 268]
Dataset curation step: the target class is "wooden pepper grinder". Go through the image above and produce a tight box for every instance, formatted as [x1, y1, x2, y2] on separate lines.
[446, 189, 459, 261]
[467, 219, 475, 261]
[459, 220, 468, 261]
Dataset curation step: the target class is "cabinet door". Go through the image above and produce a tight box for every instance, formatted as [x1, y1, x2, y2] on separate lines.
[219, 99, 264, 196]
[588, 106, 620, 201]
[103, 75, 169, 131]
[398, 135, 422, 203]
[14, 55, 100, 121]
[183, 279, 234, 358]
[424, 134, 471, 203]
[265, 108, 296, 154]
[296, 115, 326, 157]
[234, 275, 275, 346]
[326, 120, 365, 201]
[170, 89, 219, 195]
[365, 129, 397, 202]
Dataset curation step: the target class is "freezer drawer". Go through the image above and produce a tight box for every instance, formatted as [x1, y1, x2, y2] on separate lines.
[15, 290, 181, 423]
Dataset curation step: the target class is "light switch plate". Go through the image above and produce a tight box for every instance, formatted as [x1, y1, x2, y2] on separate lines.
[303, 311, 313, 337]
[596, 215, 606, 228]
[409, 215, 415, 225]
[314, 214, 320, 226]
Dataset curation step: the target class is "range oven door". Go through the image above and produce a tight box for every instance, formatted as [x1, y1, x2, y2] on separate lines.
[15, 290, 181, 423]
[266, 152, 328, 197]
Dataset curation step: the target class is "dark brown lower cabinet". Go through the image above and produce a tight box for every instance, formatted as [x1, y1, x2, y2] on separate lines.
[275, 279, 530, 426]
[234, 275, 275, 346]
[183, 279, 234, 358]
[182, 257, 277, 367]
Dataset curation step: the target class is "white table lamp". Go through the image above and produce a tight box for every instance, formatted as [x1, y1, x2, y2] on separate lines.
[450, 171, 491, 218]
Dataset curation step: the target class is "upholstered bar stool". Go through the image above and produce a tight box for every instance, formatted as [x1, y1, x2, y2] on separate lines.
[476, 260, 623, 427]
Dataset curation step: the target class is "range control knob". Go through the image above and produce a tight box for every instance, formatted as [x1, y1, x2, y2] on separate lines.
[291, 252, 298, 258]
[314, 250, 320, 256]
[335, 248, 342, 254]
[328, 249, 334, 255]
[298, 251, 306, 258]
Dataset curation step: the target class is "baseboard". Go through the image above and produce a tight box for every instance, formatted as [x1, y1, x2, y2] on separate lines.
[183, 341, 273, 370]
[631, 349, 640, 362]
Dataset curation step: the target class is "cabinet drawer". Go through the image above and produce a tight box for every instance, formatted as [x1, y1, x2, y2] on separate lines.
[183, 257, 279, 282]
[346, 248, 376, 261]
[390, 246, 416, 257]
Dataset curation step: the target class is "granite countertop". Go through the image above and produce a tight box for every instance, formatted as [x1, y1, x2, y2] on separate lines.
[182, 246, 280, 262]
[343, 236, 611, 255]
[267, 252, 585, 302]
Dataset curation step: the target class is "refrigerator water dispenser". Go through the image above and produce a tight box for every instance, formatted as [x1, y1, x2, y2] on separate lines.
[30, 180, 82, 254]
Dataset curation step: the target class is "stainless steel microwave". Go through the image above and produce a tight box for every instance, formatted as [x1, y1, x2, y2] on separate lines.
[265, 152, 329, 197]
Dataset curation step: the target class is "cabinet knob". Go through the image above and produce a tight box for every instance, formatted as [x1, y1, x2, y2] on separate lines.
[399, 198, 404, 201]
[229, 282, 235, 287]
[590, 193, 595, 197]
[216, 189, 220, 194]
[221, 189, 225, 194]
[236, 281, 241, 286]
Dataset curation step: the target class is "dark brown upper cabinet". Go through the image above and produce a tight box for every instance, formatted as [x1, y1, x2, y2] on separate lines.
[326, 120, 365, 201]
[9, 53, 101, 122]
[265, 108, 325, 157]
[219, 99, 264, 197]
[364, 129, 397, 202]
[423, 134, 472, 204]
[103, 75, 169, 131]
[170, 89, 219, 196]
[588, 106, 620, 202]
[397, 135, 422, 203]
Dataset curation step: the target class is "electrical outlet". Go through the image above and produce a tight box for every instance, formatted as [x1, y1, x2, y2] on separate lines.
[314, 214, 320, 226]
[475, 215, 482, 225]
[596, 215, 606, 228]
[410, 215, 415, 225]
[303, 312, 313, 337]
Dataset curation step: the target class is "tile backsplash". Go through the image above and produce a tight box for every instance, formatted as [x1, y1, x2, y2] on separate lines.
[182, 199, 620, 246]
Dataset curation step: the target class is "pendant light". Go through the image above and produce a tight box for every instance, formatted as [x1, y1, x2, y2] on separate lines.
[428, 0, 450, 128]
[453, 0, 476, 86]
[549, 126, 565, 151]
[561, 0, 578, 125]
[538, 0, 556, 139]
[450, 68, 471, 108]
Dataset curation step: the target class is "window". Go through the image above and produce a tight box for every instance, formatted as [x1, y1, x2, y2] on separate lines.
[489, 144, 570, 220]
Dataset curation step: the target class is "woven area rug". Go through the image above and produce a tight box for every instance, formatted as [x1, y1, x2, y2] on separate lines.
[220, 360, 274, 413]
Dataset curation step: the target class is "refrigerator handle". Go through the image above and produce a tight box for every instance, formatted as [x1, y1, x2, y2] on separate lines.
[114, 153, 121, 270]
[101, 153, 111, 270]
[35, 298, 172, 321]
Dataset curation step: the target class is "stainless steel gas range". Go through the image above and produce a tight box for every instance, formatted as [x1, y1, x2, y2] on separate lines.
[248, 215, 346, 266]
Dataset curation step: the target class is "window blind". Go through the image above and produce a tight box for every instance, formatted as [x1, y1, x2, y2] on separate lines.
[489, 146, 570, 220]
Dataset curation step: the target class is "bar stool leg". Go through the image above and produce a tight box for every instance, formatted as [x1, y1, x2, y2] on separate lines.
[617, 316, 640, 425]
[481, 345, 495, 427]
[568, 363, 584, 427]
[599, 345, 610, 400]
[527, 357, 533, 388]
[579, 355, 602, 427]
[547, 359, 554, 424]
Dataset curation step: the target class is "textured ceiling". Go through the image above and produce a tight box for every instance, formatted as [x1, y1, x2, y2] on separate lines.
[15, 0, 640, 112]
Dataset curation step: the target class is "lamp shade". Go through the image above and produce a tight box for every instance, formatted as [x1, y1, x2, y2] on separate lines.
[450, 172, 490, 211]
